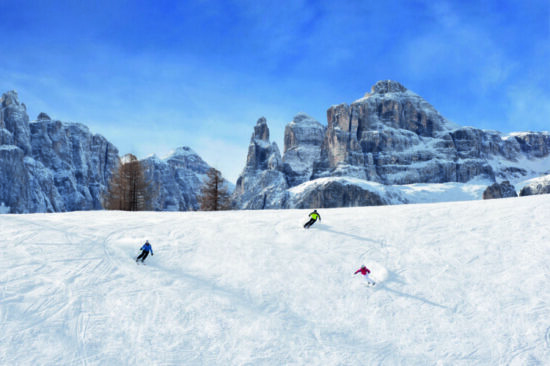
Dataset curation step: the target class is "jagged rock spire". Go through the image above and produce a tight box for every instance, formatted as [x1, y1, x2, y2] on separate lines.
[252, 117, 270, 141]
[233, 117, 288, 209]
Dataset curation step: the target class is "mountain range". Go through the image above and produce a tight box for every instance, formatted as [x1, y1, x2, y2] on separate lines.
[233, 80, 550, 208]
[1, 81, 549, 213]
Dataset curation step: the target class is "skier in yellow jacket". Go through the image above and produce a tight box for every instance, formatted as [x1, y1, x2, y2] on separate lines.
[304, 209, 321, 229]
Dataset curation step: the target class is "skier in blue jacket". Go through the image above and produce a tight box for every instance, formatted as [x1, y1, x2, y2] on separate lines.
[136, 240, 154, 263]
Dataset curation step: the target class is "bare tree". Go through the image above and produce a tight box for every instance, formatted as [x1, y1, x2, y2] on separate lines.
[103, 154, 154, 211]
[199, 168, 232, 211]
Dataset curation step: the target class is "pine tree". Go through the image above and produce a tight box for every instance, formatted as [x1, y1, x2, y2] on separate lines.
[199, 168, 232, 211]
[103, 154, 154, 211]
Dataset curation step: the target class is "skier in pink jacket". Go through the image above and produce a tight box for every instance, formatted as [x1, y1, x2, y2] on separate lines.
[354, 265, 375, 286]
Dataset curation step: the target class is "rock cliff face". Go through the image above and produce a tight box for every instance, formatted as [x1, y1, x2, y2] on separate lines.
[142, 147, 212, 211]
[1, 91, 118, 213]
[282, 113, 326, 187]
[233, 81, 550, 209]
[314, 80, 498, 184]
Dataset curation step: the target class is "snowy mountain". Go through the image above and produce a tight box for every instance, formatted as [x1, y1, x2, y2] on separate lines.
[1, 195, 549, 364]
[142, 147, 212, 211]
[234, 81, 550, 208]
[0, 91, 213, 213]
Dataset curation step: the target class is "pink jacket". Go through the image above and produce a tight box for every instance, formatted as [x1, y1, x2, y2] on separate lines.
[354, 267, 371, 275]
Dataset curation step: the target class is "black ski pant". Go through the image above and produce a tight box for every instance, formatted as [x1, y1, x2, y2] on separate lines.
[136, 251, 149, 262]
[304, 218, 317, 228]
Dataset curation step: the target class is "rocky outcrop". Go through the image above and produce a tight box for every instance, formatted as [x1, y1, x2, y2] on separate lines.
[141, 147, 212, 211]
[482, 181, 518, 199]
[288, 179, 387, 209]
[233, 117, 288, 209]
[29, 120, 119, 211]
[519, 175, 550, 196]
[0, 91, 119, 213]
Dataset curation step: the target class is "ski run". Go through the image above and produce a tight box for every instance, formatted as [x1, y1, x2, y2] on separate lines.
[1, 195, 550, 365]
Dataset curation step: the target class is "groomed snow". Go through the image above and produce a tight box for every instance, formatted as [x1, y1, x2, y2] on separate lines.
[1, 196, 550, 365]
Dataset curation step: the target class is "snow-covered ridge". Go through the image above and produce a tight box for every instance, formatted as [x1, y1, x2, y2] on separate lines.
[162, 146, 200, 160]
[2, 196, 549, 364]
[508, 131, 550, 137]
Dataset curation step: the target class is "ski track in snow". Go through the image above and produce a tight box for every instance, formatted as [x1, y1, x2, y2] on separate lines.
[1, 196, 550, 365]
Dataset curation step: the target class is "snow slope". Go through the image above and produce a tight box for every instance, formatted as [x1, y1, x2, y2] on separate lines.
[1, 196, 550, 365]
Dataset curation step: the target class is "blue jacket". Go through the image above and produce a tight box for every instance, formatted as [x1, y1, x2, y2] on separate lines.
[140, 243, 153, 254]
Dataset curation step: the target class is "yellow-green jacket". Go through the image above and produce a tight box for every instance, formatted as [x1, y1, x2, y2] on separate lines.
[309, 211, 321, 221]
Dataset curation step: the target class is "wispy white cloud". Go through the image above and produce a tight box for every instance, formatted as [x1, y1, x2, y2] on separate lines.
[505, 80, 550, 132]
[403, 1, 515, 91]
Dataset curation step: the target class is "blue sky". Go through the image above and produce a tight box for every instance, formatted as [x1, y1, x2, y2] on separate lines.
[1, 0, 549, 182]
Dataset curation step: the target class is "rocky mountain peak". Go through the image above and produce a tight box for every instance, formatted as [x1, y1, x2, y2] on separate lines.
[1, 90, 21, 107]
[369, 80, 408, 95]
[166, 146, 196, 158]
[244, 117, 280, 171]
[291, 113, 316, 124]
[142, 146, 212, 211]
[253, 117, 269, 141]
[1, 89, 31, 154]
[36, 112, 52, 121]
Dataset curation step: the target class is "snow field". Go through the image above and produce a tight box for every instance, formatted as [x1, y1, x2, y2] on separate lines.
[1, 195, 550, 365]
